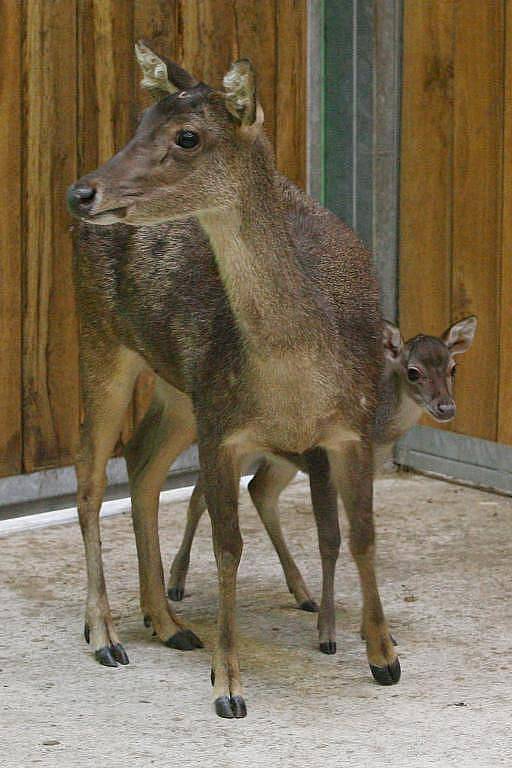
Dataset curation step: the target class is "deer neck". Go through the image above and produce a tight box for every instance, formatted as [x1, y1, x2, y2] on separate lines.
[375, 369, 423, 443]
[197, 168, 316, 350]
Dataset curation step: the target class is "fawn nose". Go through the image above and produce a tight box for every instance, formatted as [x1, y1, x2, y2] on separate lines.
[436, 400, 456, 420]
[67, 182, 97, 215]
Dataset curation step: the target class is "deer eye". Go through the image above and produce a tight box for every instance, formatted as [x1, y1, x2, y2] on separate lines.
[175, 130, 199, 149]
[407, 367, 421, 383]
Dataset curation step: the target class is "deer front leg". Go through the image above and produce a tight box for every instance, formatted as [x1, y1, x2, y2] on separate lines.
[305, 448, 340, 653]
[200, 438, 246, 719]
[78, 345, 143, 667]
[167, 479, 207, 601]
[248, 460, 318, 612]
[329, 442, 401, 685]
[125, 379, 202, 651]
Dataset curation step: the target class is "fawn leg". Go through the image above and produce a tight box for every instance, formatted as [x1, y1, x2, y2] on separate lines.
[78, 345, 143, 667]
[329, 442, 400, 685]
[167, 478, 206, 601]
[304, 448, 340, 653]
[125, 378, 202, 650]
[200, 438, 246, 719]
[169, 459, 316, 611]
[248, 460, 318, 611]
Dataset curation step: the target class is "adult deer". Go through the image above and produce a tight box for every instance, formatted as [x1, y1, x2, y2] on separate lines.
[167, 317, 477, 616]
[68, 42, 395, 718]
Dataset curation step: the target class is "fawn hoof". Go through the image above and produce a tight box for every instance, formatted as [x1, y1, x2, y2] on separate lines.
[214, 695, 247, 719]
[320, 641, 337, 655]
[168, 587, 185, 602]
[165, 629, 203, 651]
[299, 599, 319, 613]
[111, 643, 129, 665]
[210, 669, 215, 687]
[84, 623, 90, 644]
[95, 646, 120, 667]
[370, 657, 401, 685]
[143, 615, 152, 628]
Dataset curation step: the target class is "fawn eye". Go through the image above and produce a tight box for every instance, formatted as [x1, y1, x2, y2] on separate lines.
[407, 367, 421, 383]
[175, 130, 199, 149]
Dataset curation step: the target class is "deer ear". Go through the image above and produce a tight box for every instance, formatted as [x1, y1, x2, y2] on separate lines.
[223, 59, 258, 126]
[383, 321, 404, 365]
[442, 315, 477, 355]
[135, 41, 198, 100]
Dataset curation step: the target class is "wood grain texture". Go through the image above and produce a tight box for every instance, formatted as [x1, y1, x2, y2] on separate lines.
[0, 2, 22, 476]
[232, 0, 277, 149]
[400, 0, 454, 341]
[275, 0, 307, 188]
[2, 1, 308, 476]
[23, 0, 80, 471]
[177, 0, 237, 86]
[450, 0, 504, 440]
[498, 0, 512, 445]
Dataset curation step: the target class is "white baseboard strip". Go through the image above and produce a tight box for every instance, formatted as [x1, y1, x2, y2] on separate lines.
[0, 476, 255, 538]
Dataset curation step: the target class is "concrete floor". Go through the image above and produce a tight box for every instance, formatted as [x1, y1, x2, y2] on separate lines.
[1, 472, 511, 767]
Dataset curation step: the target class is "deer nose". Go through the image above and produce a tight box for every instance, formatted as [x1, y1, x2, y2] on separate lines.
[67, 181, 97, 215]
[437, 401, 456, 420]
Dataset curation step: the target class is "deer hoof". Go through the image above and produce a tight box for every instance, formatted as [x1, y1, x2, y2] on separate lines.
[94, 646, 119, 667]
[214, 695, 247, 719]
[84, 623, 90, 644]
[111, 643, 129, 665]
[167, 587, 185, 601]
[299, 599, 319, 613]
[165, 628, 204, 651]
[319, 641, 337, 655]
[370, 657, 401, 685]
[230, 695, 247, 718]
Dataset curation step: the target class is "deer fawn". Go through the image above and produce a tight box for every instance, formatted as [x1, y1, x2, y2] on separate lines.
[68, 41, 402, 718]
[167, 317, 477, 621]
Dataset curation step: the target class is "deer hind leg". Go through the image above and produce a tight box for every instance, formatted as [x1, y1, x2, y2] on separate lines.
[77, 345, 144, 667]
[124, 378, 202, 651]
[167, 478, 207, 601]
[248, 460, 318, 612]
[329, 442, 401, 685]
[199, 437, 246, 719]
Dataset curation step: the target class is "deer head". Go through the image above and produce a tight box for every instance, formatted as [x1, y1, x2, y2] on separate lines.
[67, 41, 265, 226]
[383, 316, 477, 422]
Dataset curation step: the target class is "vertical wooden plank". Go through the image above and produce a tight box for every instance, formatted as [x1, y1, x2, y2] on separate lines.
[177, 0, 237, 86]
[0, 2, 22, 476]
[23, 0, 80, 471]
[232, 0, 277, 150]
[400, 0, 454, 343]
[498, 0, 512, 445]
[275, 0, 307, 188]
[450, 0, 504, 440]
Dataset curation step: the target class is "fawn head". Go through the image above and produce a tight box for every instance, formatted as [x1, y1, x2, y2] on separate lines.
[383, 316, 477, 422]
[67, 41, 265, 225]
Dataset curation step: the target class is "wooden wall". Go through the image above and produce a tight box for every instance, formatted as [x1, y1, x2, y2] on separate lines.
[0, 0, 307, 478]
[400, 0, 511, 445]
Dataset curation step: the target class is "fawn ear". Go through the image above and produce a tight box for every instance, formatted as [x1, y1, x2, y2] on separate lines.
[135, 41, 198, 100]
[383, 321, 404, 365]
[223, 59, 259, 126]
[442, 315, 477, 355]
